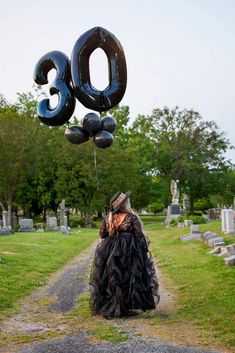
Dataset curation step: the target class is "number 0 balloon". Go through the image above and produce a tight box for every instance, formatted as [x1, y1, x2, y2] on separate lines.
[71, 27, 127, 112]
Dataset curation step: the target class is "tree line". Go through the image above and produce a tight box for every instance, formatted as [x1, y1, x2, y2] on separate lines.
[0, 92, 234, 226]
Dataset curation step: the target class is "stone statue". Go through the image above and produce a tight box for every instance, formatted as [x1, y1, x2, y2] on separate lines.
[170, 180, 179, 204]
[57, 200, 67, 227]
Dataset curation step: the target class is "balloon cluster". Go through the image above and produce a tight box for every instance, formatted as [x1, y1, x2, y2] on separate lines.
[65, 113, 117, 148]
[33, 27, 127, 149]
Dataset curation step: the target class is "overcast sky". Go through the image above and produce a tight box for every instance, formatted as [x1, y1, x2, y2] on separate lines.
[1, 0, 235, 162]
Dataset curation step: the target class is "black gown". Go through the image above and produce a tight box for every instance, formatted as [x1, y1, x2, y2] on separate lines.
[89, 213, 160, 318]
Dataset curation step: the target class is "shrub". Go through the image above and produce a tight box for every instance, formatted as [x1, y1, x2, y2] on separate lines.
[170, 218, 178, 227]
[186, 215, 207, 224]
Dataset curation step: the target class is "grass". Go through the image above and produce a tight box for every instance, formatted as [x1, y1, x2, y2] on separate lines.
[144, 220, 235, 351]
[0, 228, 98, 322]
[66, 293, 129, 343]
[0, 218, 235, 351]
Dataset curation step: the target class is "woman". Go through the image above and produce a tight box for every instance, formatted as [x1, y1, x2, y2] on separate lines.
[90, 191, 160, 318]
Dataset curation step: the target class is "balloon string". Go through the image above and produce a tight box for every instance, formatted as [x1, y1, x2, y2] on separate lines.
[93, 146, 100, 191]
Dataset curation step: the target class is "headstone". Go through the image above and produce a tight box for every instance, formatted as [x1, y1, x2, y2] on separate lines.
[46, 216, 58, 231]
[226, 244, 235, 256]
[183, 194, 190, 211]
[209, 247, 223, 255]
[201, 231, 218, 243]
[19, 219, 35, 232]
[207, 237, 224, 247]
[214, 244, 235, 258]
[221, 209, 235, 234]
[178, 222, 185, 229]
[165, 204, 181, 225]
[180, 225, 201, 241]
[0, 226, 12, 235]
[12, 211, 18, 228]
[2, 211, 8, 227]
[184, 219, 193, 227]
[208, 209, 217, 220]
[60, 225, 71, 234]
[224, 255, 235, 265]
[36, 223, 44, 232]
[213, 241, 225, 248]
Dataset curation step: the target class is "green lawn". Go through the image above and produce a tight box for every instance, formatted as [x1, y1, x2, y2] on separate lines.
[0, 228, 98, 322]
[145, 220, 235, 350]
[0, 219, 235, 351]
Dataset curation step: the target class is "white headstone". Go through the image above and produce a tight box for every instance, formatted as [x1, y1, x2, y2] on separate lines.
[47, 216, 58, 231]
[221, 209, 235, 234]
[2, 211, 8, 227]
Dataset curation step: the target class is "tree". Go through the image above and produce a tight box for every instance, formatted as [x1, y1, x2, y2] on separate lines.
[133, 107, 233, 211]
[0, 94, 41, 225]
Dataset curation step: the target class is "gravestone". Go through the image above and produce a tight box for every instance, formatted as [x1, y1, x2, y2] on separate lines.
[61, 225, 71, 234]
[0, 211, 12, 235]
[183, 194, 190, 211]
[215, 244, 235, 257]
[180, 225, 201, 241]
[221, 209, 235, 234]
[207, 236, 224, 247]
[201, 231, 217, 243]
[58, 200, 68, 227]
[208, 209, 217, 220]
[36, 223, 44, 232]
[46, 216, 58, 231]
[226, 244, 235, 255]
[12, 211, 18, 228]
[184, 219, 193, 227]
[0, 226, 12, 235]
[224, 255, 235, 265]
[19, 219, 35, 232]
[2, 211, 8, 227]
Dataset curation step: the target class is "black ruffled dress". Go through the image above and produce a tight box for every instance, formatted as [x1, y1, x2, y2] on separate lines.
[89, 213, 160, 318]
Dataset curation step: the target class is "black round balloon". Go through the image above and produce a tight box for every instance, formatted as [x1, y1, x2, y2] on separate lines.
[65, 125, 89, 145]
[81, 112, 101, 137]
[93, 130, 114, 149]
[100, 116, 117, 133]
[33, 50, 76, 126]
[71, 27, 127, 112]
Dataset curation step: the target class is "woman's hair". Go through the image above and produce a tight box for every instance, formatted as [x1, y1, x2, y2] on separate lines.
[107, 198, 143, 235]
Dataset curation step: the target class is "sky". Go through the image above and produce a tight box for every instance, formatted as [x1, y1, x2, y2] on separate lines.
[1, 0, 235, 162]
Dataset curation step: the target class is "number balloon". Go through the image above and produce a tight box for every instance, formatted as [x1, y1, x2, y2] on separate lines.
[34, 50, 76, 126]
[71, 27, 127, 112]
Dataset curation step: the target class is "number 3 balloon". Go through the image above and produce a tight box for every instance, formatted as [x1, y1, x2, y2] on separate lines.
[33, 51, 76, 126]
[71, 27, 127, 112]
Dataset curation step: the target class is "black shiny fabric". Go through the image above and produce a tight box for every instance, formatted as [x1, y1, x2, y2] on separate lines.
[89, 214, 160, 318]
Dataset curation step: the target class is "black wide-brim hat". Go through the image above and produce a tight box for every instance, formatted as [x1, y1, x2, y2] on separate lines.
[110, 191, 131, 214]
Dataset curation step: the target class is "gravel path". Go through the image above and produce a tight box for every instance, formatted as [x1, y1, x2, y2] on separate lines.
[0, 240, 222, 353]
[20, 332, 221, 353]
